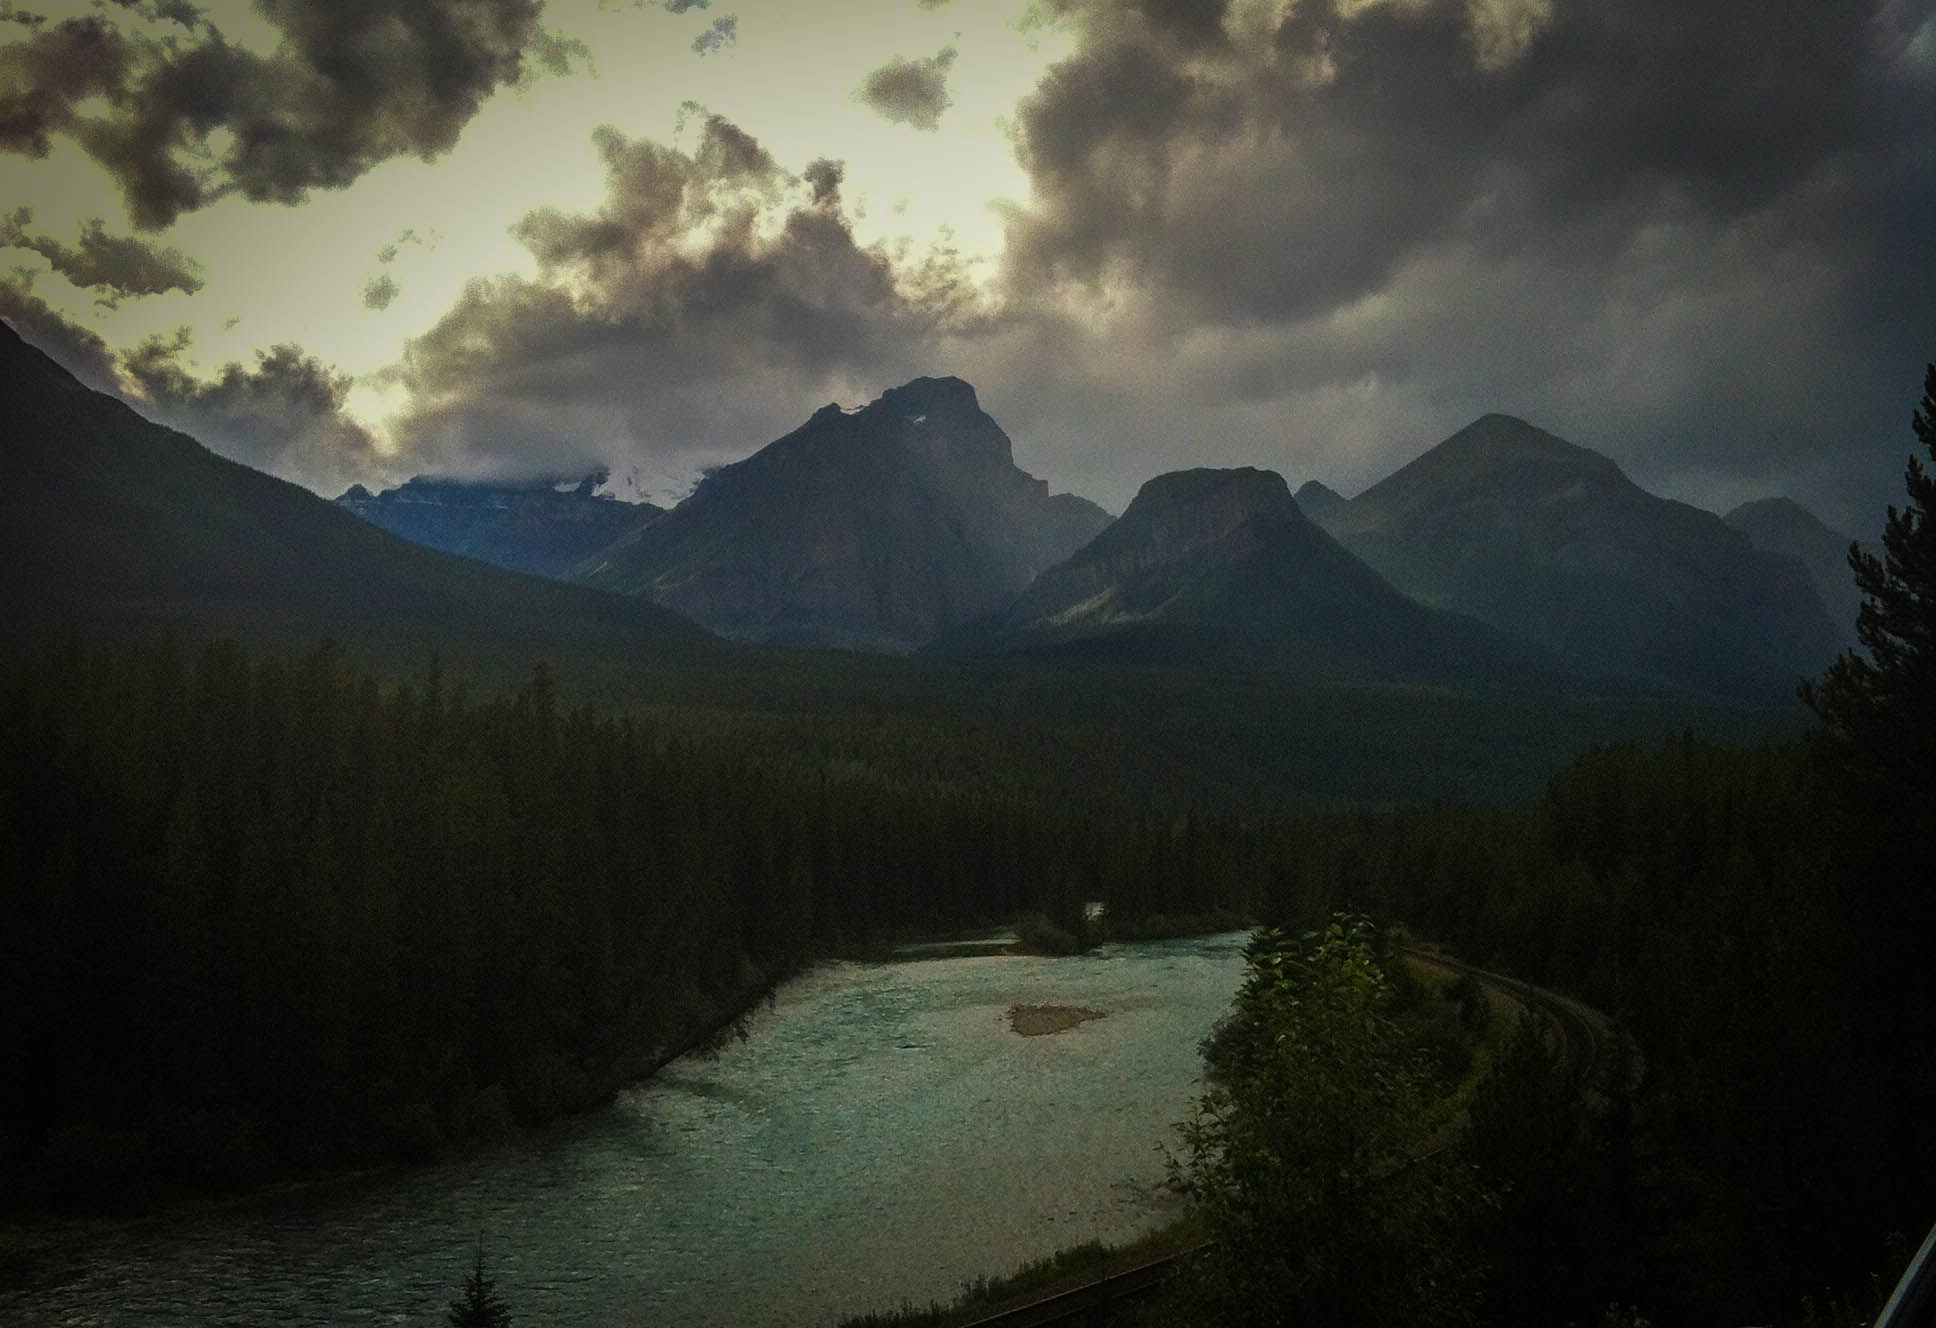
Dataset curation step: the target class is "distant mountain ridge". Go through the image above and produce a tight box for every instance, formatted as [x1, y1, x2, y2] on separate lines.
[939, 466, 1562, 688]
[571, 376, 1113, 652]
[338, 474, 661, 579]
[1304, 413, 1842, 697]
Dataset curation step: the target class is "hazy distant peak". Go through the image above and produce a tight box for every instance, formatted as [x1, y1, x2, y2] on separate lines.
[1294, 479, 1348, 524]
[1347, 413, 1630, 525]
[347, 471, 645, 506]
[1440, 414, 1624, 474]
[1725, 495, 1862, 644]
[1725, 496, 1838, 539]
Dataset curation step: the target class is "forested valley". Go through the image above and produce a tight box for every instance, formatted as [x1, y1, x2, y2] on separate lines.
[3, 626, 1928, 1324]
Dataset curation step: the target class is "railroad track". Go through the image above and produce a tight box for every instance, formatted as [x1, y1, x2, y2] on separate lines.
[1398, 943, 1624, 1093]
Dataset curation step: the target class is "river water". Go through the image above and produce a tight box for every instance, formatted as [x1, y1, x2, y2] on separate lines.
[1, 933, 1251, 1327]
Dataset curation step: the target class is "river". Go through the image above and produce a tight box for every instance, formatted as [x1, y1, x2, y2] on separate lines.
[0, 932, 1251, 1327]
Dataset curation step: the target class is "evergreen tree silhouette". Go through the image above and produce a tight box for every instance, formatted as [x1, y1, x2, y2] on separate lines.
[447, 1249, 512, 1328]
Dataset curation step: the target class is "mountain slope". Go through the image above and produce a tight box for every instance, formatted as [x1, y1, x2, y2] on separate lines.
[938, 467, 1562, 687]
[1725, 496, 1862, 643]
[1310, 414, 1841, 697]
[571, 377, 1112, 652]
[338, 474, 662, 580]
[0, 321, 709, 667]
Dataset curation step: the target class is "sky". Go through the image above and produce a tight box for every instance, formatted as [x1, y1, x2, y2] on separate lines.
[3, 0, 1932, 534]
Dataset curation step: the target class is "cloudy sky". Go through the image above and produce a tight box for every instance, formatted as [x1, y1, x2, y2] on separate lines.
[3, 0, 1932, 533]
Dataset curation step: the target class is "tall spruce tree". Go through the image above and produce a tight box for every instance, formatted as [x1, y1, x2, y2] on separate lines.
[447, 1249, 513, 1328]
[1800, 361, 1936, 809]
[1798, 357, 1936, 1120]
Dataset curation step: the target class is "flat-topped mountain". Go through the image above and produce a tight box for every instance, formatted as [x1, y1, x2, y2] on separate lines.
[572, 377, 1112, 652]
[1725, 496, 1862, 643]
[938, 466, 1556, 686]
[339, 474, 661, 579]
[0, 321, 707, 663]
[1308, 414, 1841, 697]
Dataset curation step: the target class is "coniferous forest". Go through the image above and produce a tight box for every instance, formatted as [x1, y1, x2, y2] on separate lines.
[4, 636, 1930, 1322]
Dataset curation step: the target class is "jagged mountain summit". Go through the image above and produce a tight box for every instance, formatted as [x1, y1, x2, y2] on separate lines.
[572, 377, 1113, 652]
[1306, 413, 1842, 697]
[338, 473, 662, 580]
[1725, 496, 1862, 644]
[0, 320, 706, 661]
[937, 466, 1556, 686]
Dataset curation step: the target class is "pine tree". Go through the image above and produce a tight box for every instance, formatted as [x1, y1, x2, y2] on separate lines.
[1800, 360, 1936, 808]
[447, 1249, 513, 1328]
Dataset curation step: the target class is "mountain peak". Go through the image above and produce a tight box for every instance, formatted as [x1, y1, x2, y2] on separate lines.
[878, 375, 981, 421]
[1343, 414, 1628, 530]
[1725, 495, 1837, 539]
[1101, 468, 1299, 561]
[1326, 416, 1844, 695]
[1294, 479, 1348, 525]
[573, 376, 1110, 651]
[1126, 466, 1296, 529]
[1439, 414, 1624, 475]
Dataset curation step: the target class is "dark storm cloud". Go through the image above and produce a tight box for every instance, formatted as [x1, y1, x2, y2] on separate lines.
[120, 328, 385, 492]
[0, 206, 202, 303]
[692, 14, 735, 54]
[382, 116, 967, 488]
[858, 46, 957, 130]
[105, 0, 202, 31]
[361, 273, 399, 311]
[0, 1, 564, 229]
[989, 0, 1936, 532]
[802, 157, 843, 207]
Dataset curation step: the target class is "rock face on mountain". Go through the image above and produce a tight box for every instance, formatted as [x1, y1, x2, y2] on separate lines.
[1307, 414, 1842, 697]
[338, 474, 661, 579]
[572, 377, 1113, 652]
[0, 321, 706, 658]
[1725, 496, 1862, 643]
[939, 467, 1554, 686]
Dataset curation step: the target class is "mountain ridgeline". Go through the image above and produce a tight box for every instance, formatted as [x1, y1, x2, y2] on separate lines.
[937, 466, 1560, 690]
[573, 377, 1113, 652]
[1304, 414, 1843, 698]
[338, 474, 662, 580]
[0, 321, 709, 678]
[321, 383, 1843, 697]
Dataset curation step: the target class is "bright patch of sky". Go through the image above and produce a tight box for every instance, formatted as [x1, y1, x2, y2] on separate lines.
[2, 0, 1062, 392]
